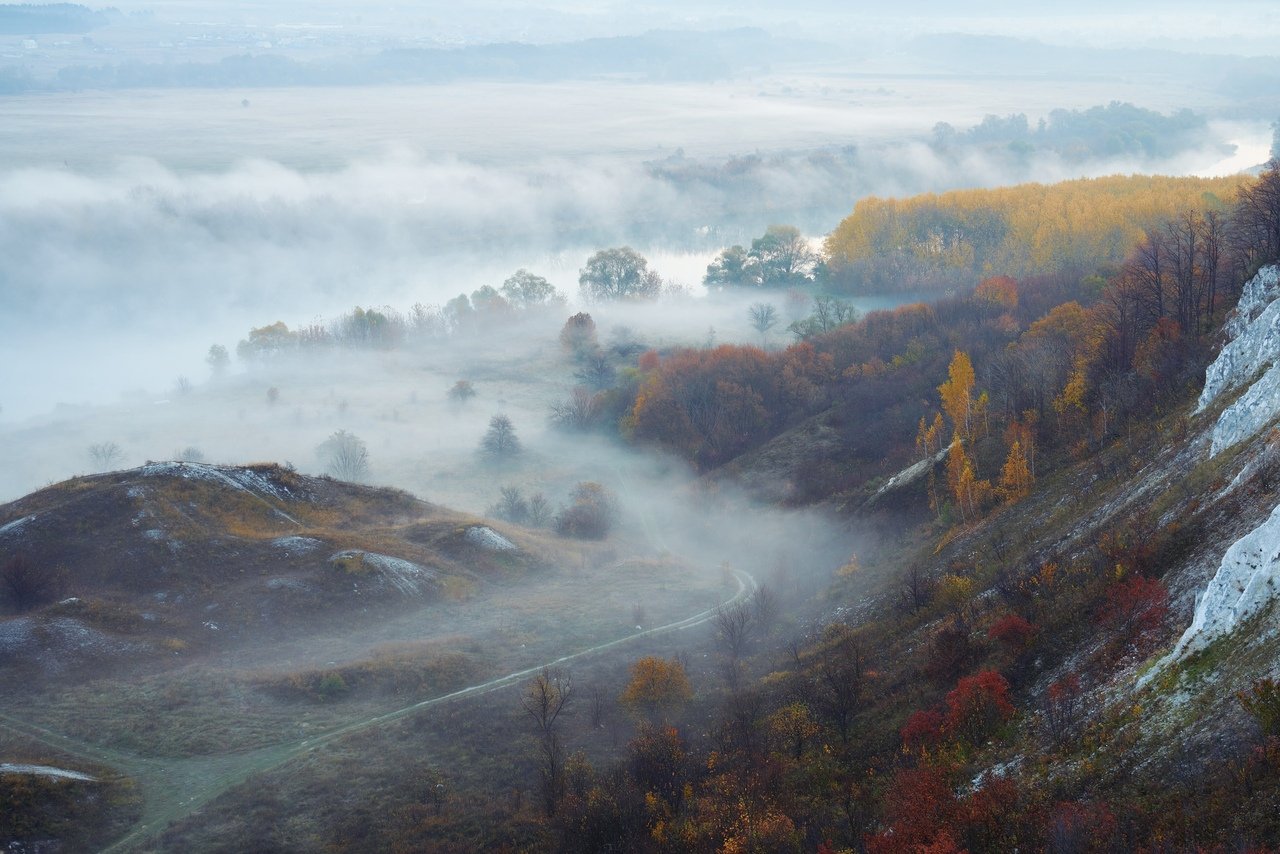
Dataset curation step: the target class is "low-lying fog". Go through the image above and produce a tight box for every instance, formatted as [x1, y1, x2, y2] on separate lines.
[1, 2, 1277, 518]
[1, 83, 1269, 426]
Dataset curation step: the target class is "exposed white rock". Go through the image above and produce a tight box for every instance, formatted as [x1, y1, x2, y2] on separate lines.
[139, 461, 303, 525]
[272, 535, 323, 555]
[1167, 500, 1280, 660]
[0, 616, 143, 671]
[1199, 266, 1280, 415]
[1226, 264, 1280, 340]
[139, 461, 295, 502]
[265, 577, 311, 592]
[0, 514, 35, 539]
[871, 447, 948, 502]
[1210, 363, 1280, 456]
[329, 550, 438, 594]
[465, 526, 517, 551]
[0, 764, 97, 782]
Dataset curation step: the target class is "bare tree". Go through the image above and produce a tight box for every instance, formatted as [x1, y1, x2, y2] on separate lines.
[527, 493, 553, 528]
[550, 386, 602, 431]
[714, 601, 754, 691]
[588, 685, 609, 729]
[317, 429, 370, 482]
[1, 556, 61, 614]
[480, 414, 522, 461]
[489, 486, 529, 524]
[1125, 227, 1168, 326]
[1233, 160, 1280, 267]
[88, 441, 123, 472]
[811, 622, 866, 743]
[751, 584, 780, 635]
[574, 350, 616, 390]
[714, 601, 754, 660]
[748, 302, 779, 340]
[899, 564, 935, 613]
[522, 667, 573, 817]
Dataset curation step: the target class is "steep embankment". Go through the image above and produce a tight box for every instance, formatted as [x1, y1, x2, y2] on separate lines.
[931, 264, 1280, 795]
[1161, 264, 1280, 660]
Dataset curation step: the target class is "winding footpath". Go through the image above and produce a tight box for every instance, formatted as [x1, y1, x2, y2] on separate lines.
[0, 568, 756, 853]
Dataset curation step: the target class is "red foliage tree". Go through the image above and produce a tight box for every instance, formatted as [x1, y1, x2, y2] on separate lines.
[943, 670, 1015, 745]
[975, 275, 1019, 310]
[987, 614, 1035, 651]
[901, 708, 946, 755]
[627, 344, 831, 468]
[865, 767, 959, 854]
[1096, 575, 1168, 651]
[961, 776, 1021, 851]
[1047, 801, 1118, 853]
[1043, 673, 1083, 747]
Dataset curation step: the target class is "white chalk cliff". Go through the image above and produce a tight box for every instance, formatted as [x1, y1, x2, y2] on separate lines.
[1154, 265, 1280, 670]
[1167, 502, 1280, 659]
[1199, 265, 1280, 456]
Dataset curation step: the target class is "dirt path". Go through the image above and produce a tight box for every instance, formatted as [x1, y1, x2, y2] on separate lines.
[0, 568, 756, 853]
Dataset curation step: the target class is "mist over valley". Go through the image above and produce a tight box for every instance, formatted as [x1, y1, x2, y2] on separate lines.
[5, 3, 1280, 851]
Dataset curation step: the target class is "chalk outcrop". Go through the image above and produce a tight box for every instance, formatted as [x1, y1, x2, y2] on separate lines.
[465, 526, 517, 551]
[1166, 501, 1280, 659]
[1198, 266, 1280, 455]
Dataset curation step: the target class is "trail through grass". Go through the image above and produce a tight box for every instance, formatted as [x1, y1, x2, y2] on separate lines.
[0, 569, 755, 853]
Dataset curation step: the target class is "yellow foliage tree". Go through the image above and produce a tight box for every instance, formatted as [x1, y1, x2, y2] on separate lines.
[824, 174, 1248, 287]
[767, 702, 821, 759]
[915, 412, 946, 460]
[1004, 414, 1038, 477]
[1052, 355, 1090, 427]
[939, 350, 976, 440]
[945, 438, 994, 522]
[998, 439, 1034, 503]
[621, 656, 693, 720]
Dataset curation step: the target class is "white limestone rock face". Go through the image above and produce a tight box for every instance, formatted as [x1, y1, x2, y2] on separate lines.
[1225, 264, 1280, 341]
[1211, 364, 1280, 456]
[1167, 501, 1280, 659]
[1199, 265, 1280, 415]
[1196, 266, 1280, 457]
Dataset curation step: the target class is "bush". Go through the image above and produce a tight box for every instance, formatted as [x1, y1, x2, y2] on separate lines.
[317, 429, 370, 482]
[554, 482, 618, 539]
[1240, 678, 1280, 739]
[447, 380, 476, 404]
[0, 555, 62, 614]
[987, 614, 1035, 650]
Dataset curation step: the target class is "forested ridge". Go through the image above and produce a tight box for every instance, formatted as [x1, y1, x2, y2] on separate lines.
[469, 162, 1280, 852]
[823, 174, 1250, 293]
[192, 162, 1280, 852]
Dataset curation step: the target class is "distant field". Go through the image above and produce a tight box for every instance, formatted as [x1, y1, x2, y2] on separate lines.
[0, 74, 1231, 171]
